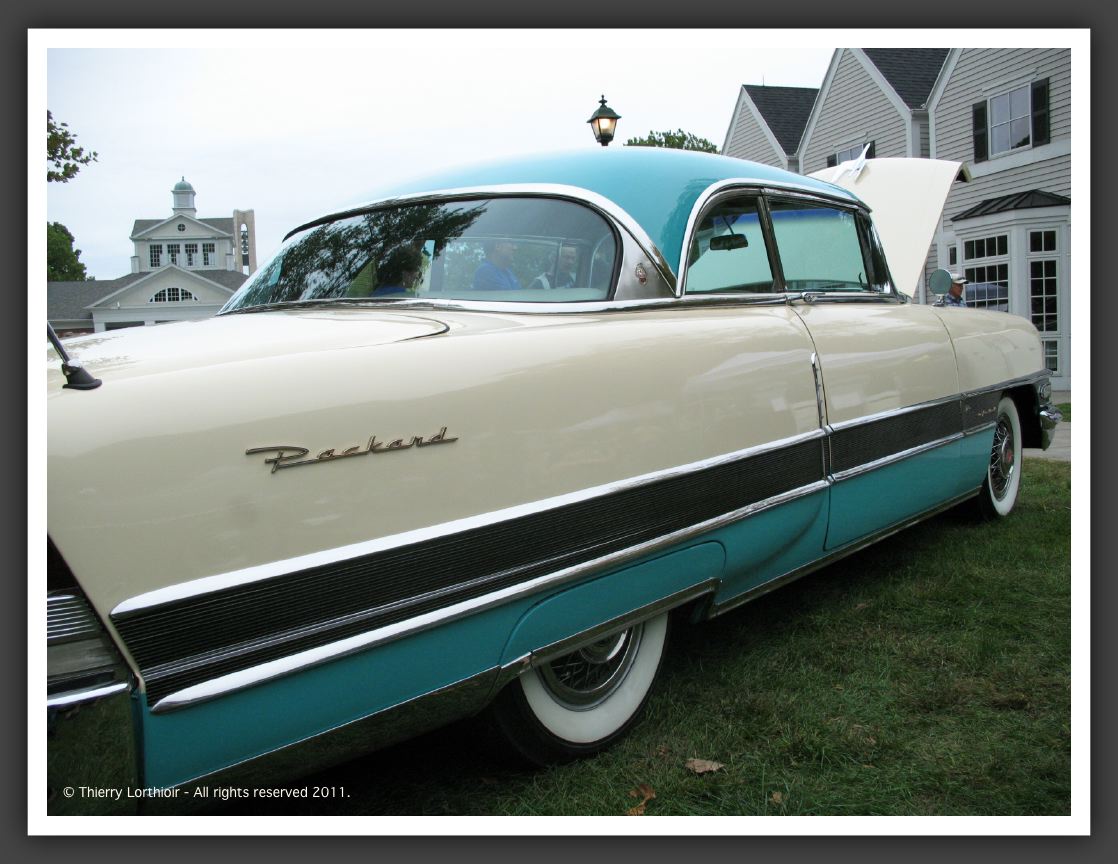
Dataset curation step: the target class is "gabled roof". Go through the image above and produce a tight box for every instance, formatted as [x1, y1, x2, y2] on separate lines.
[862, 49, 949, 109]
[742, 85, 819, 155]
[952, 189, 1071, 222]
[90, 265, 246, 307]
[131, 216, 235, 238]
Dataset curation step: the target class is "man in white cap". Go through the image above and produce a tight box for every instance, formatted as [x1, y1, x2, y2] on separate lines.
[943, 272, 967, 307]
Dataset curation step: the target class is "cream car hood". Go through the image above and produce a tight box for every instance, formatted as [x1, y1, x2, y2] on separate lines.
[809, 157, 966, 297]
[46, 310, 448, 390]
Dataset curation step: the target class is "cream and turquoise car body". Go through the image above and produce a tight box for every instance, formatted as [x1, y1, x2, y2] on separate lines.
[46, 149, 1059, 812]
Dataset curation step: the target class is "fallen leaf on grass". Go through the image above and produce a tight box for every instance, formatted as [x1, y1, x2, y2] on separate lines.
[771, 791, 784, 805]
[684, 758, 725, 774]
[626, 783, 656, 815]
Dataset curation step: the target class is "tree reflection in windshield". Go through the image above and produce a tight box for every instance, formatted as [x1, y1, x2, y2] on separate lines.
[222, 197, 618, 311]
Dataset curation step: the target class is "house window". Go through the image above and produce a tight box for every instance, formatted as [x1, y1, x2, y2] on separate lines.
[1028, 229, 1059, 373]
[177, 224, 186, 232]
[149, 244, 163, 268]
[826, 141, 875, 168]
[963, 232, 1009, 311]
[149, 287, 197, 303]
[972, 79, 1050, 162]
[185, 243, 198, 267]
[948, 246, 957, 267]
[167, 244, 180, 265]
[203, 242, 216, 266]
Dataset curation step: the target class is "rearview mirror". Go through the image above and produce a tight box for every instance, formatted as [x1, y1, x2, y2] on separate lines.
[929, 268, 952, 296]
[710, 234, 748, 251]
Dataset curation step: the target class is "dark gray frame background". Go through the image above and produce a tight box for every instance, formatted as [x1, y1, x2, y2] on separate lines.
[12, 2, 1110, 862]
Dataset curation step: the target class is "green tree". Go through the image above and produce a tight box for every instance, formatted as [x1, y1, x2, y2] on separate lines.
[47, 111, 98, 183]
[624, 129, 719, 153]
[47, 222, 89, 281]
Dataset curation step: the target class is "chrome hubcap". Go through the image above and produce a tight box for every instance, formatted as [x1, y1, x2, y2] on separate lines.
[537, 624, 643, 710]
[990, 415, 1016, 500]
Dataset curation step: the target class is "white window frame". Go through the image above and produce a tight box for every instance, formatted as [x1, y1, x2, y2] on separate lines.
[988, 83, 1032, 158]
[962, 231, 1010, 312]
[149, 244, 163, 268]
[1027, 228, 1060, 374]
[149, 286, 198, 303]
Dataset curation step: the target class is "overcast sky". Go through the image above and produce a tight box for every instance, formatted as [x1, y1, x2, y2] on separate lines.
[40, 31, 852, 280]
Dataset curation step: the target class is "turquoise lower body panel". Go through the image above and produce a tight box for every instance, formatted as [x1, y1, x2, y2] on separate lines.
[959, 428, 995, 496]
[709, 490, 829, 603]
[140, 542, 730, 788]
[500, 542, 725, 664]
[826, 441, 965, 550]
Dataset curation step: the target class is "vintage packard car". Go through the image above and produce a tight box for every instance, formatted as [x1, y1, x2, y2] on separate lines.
[47, 148, 1061, 813]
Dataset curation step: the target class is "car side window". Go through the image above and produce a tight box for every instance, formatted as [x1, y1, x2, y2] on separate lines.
[767, 200, 869, 292]
[684, 198, 775, 294]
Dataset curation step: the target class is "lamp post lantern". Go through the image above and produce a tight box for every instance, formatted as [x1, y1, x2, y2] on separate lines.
[587, 95, 621, 147]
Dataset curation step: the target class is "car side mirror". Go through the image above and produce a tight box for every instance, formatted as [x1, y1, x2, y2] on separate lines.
[929, 268, 952, 296]
[710, 234, 748, 251]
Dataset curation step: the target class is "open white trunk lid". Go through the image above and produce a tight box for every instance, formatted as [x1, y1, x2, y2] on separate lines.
[809, 157, 967, 297]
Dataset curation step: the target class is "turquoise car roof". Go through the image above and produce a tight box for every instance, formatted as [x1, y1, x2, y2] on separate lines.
[355, 148, 859, 277]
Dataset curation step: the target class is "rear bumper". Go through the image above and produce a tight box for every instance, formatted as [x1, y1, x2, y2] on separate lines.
[48, 681, 140, 815]
[1038, 404, 1062, 450]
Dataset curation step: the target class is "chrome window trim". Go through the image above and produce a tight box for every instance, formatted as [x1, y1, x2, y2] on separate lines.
[222, 292, 800, 318]
[274, 182, 678, 299]
[114, 428, 826, 617]
[678, 180, 865, 299]
[150, 477, 831, 712]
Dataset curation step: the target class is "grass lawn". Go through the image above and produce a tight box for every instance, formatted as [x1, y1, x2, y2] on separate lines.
[211, 459, 1071, 817]
[1057, 402, 1071, 422]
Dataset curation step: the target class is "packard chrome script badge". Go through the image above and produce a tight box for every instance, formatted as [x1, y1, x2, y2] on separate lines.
[247, 427, 457, 473]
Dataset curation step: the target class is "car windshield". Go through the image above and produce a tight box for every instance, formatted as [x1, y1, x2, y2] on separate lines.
[222, 197, 619, 312]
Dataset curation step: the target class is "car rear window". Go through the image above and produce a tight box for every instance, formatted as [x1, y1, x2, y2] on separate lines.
[223, 197, 619, 311]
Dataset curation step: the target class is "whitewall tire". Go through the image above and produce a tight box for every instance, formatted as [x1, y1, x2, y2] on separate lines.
[978, 395, 1023, 519]
[489, 612, 669, 764]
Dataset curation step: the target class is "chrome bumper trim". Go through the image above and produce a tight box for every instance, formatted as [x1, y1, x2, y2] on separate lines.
[47, 680, 129, 709]
[1039, 405, 1062, 450]
[150, 480, 828, 713]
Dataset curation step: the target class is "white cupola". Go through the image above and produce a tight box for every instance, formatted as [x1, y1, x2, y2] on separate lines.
[171, 177, 197, 217]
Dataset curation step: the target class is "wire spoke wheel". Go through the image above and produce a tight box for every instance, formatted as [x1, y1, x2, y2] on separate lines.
[977, 395, 1022, 519]
[989, 415, 1016, 501]
[537, 624, 643, 710]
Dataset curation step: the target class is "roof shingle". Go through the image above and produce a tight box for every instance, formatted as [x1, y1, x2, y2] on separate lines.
[743, 85, 819, 155]
[862, 49, 949, 109]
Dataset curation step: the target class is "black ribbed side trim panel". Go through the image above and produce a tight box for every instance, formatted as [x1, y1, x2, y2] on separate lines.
[829, 400, 962, 475]
[963, 391, 1000, 432]
[113, 437, 826, 705]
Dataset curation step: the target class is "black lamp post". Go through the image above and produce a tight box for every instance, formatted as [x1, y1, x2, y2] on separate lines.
[587, 95, 621, 147]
